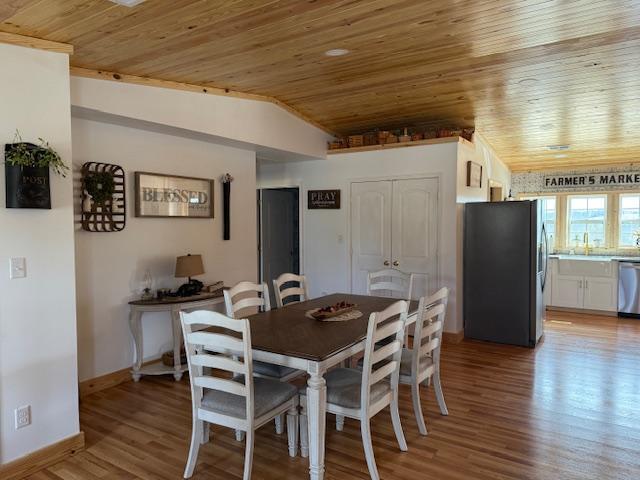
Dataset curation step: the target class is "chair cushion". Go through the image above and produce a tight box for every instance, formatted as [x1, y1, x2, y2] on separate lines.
[357, 348, 434, 376]
[252, 360, 299, 379]
[202, 376, 296, 419]
[300, 368, 390, 409]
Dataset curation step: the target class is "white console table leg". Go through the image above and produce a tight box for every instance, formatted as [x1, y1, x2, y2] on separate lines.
[129, 309, 143, 382]
[171, 308, 184, 381]
[307, 367, 327, 480]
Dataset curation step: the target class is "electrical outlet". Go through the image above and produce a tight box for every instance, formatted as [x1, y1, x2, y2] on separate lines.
[15, 405, 31, 429]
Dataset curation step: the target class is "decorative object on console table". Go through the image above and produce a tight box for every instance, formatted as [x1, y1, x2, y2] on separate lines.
[81, 162, 125, 232]
[466, 160, 483, 188]
[175, 254, 205, 296]
[221, 173, 233, 240]
[135, 172, 214, 218]
[308, 189, 341, 209]
[4, 131, 68, 209]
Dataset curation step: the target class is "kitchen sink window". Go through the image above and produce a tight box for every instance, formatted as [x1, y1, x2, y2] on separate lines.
[567, 195, 607, 248]
[619, 194, 640, 247]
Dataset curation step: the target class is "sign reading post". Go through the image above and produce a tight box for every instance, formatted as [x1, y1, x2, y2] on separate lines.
[308, 189, 341, 209]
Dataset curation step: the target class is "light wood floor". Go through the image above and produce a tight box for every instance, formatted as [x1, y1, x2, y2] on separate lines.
[29, 311, 640, 480]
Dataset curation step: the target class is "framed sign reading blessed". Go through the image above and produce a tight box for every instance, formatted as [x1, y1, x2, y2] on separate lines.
[135, 172, 214, 218]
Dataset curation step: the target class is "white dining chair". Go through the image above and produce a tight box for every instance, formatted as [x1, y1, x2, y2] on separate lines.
[367, 268, 415, 301]
[401, 287, 449, 435]
[224, 281, 303, 435]
[273, 273, 310, 308]
[180, 310, 299, 480]
[353, 287, 450, 435]
[299, 300, 409, 480]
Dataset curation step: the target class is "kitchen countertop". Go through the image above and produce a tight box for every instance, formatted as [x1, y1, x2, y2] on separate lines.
[549, 254, 640, 262]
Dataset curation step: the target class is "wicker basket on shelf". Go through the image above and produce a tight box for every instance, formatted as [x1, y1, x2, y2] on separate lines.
[348, 135, 364, 148]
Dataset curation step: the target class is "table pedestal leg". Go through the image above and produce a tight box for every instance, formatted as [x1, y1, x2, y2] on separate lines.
[171, 308, 184, 381]
[307, 370, 326, 480]
[129, 310, 143, 382]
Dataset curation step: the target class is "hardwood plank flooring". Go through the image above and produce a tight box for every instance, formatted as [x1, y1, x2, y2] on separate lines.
[29, 311, 640, 479]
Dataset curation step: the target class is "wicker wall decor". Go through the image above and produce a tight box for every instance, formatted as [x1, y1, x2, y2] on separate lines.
[81, 162, 126, 232]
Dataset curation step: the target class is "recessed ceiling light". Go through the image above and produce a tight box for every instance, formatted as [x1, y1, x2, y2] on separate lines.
[518, 78, 539, 86]
[109, 0, 146, 7]
[555, 154, 568, 158]
[547, 145, 570, 151]
[325, 48, 350, 57]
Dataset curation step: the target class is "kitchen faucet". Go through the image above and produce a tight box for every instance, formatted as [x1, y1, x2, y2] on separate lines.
[584, 232, 590, 255]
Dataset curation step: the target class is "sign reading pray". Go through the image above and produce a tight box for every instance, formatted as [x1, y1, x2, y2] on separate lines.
[308, 189, 341, 209]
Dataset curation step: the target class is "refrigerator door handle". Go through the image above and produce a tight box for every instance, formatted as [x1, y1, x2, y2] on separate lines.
[541, 223, 549, 291]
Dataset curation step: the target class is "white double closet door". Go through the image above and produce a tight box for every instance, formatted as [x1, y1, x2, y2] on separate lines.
[351, 177, 439, 300]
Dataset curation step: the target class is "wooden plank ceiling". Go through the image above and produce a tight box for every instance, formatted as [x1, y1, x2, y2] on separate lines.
[2, 0, 640, 171]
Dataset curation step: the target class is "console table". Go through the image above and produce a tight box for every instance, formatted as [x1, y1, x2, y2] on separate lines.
[128, 292, 225, 382]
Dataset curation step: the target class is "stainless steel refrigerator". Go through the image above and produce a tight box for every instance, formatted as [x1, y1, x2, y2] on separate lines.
[463, 200, 548, 347]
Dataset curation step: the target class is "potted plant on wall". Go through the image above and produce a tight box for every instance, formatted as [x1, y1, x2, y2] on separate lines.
[4, 130, 68, 209]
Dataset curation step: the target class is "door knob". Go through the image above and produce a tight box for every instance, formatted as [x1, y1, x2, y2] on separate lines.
[393, 261, 399, 267]
[383, 260, 390, 266]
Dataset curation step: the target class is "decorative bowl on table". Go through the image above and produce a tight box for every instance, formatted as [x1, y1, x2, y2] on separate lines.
[309, 300, 357, 320]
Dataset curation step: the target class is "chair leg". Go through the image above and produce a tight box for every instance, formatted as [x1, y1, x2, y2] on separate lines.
[201, 421, 210, 444]
[243, 430, 254, 480]
[184, 418, 202, 479]
[300, 400, 309, 458]
[433, 371, 449, 416]
[336, 414, 345, 431]
[286, 407, 299, 457]
[275, 414, 284, 434]
[411, 381, 428, 436]
[391, 390, 408, 451]
[235, 430, 245, 442]
[361, 418, 380, 480]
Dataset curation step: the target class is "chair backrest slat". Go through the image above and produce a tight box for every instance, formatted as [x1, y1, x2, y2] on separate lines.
[367, 269, 414, 301]
[371, 339, 402, 365]
[273, 273, 310, 308]
[187, 331, 244, 354]
[224, 281, 271, 318]
[419, 337, 440, 358]
[190, 353, 246, 374]
[360, 300, 408, 409]
[181, 310, 254, 429]
[374, 319, 404, 343]
[194, 376, 247, 396]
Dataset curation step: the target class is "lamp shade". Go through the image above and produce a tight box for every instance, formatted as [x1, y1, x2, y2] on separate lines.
[175, 254, 204, 278]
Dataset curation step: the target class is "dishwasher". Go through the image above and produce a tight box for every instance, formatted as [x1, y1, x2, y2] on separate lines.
[618, 261, 640, 317]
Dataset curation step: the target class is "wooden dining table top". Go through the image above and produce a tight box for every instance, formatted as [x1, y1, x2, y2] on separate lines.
[247, 293, 418, 362]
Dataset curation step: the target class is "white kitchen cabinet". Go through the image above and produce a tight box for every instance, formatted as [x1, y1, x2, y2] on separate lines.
[548, 258, 618, 312]
[551, 274, 584, 309]
[582, 277, 617, 311]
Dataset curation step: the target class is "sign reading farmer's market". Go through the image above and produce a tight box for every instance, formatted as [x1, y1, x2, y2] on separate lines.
[543, 171, 640, 190]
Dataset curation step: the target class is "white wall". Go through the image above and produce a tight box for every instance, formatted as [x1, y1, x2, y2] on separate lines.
[0, 44, 79, 464]
[71, 76, 332, 161]
[258, 141, 462, 331]
[73, 117, 258, 381]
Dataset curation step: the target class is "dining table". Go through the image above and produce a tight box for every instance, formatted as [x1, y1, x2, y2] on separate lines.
[245, 293, 419, 480]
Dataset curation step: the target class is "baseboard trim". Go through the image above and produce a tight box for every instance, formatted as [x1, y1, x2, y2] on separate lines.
[79, 359, 161, 398]
[546, 306, 618, 317]
[0, 432, 85, 480]
[443, 330, 464, 344]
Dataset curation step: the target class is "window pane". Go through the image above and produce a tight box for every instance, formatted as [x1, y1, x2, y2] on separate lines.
[619, 195, 640, 247]
[568, 195, 607, 247]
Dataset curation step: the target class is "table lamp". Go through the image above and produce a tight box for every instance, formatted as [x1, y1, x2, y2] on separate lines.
[175, 254, 205, 296]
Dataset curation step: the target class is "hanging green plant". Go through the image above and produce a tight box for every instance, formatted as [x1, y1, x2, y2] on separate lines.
[84, 171, 116, 205]
[4, 130, 69, 177]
